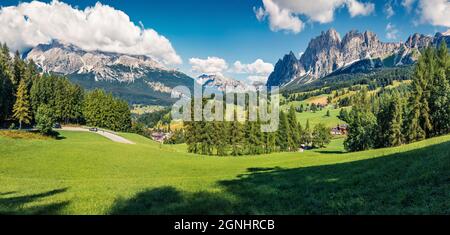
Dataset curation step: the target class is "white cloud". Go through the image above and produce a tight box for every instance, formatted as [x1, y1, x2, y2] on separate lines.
[418, 0, 450, 27]
[386, 23, 399, 40]
[255, 0, 304, 33]
[255, 0, 375, 33]
[347, 0, 375, 17]
[189, 57, 228, 74]
[233, 59, 274, 85]
[400, 0, 450, 27]
[0, 1, 181, 65]
[233, 59, 274, 75]
[384, 2, 395, 19]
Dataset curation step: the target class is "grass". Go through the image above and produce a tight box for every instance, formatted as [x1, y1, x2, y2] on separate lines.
[0, 130, 52, 140]
[0, 130, 449, 214]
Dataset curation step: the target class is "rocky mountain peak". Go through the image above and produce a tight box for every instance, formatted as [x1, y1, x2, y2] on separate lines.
[26, 41, 164, 82]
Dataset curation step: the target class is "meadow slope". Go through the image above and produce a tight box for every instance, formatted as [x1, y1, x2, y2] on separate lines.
[0, 131, 449, 215]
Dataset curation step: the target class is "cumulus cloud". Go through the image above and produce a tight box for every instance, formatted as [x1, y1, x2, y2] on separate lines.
[254, 0, 304, 33]
[255, 0, 375, 33]
[233, 59, 274, 75]
[347, 0, 375, 17]
[233, 59, 274, 85]
[386, 23, 399, 40]
[189, 57, 228, 74]
[417, 0, 450, 27]
[0, 0, 181, 65]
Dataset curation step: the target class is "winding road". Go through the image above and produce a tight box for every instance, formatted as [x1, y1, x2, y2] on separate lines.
[61, 126, 135, 144]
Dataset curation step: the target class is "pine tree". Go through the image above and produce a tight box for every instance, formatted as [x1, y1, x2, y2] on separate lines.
[301, 119, 312, 146]
[12, 79, 32, 129]
[430, 41, 450, 136]
[388, 92, 404, 147]
[277, 111, 290, 151]
[287, 105, 300, 150]
[229, 110, 243, 156]
[406, 48, 433, 142]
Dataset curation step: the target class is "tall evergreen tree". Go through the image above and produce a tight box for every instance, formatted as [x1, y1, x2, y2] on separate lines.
[229, 110, 243, 156]
[430, 41, 450, 136]
[406, 48, 433, 142]
[277, 111, 290, 151]
[12, 79, 32, 129]
[287, 105, 300, 150]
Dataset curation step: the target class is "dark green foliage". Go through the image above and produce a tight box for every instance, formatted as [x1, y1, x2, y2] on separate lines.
[83, 89, 131, 132]
[35, 104, 55, 136]
[344, 89, 377, 152]
[164, 129, 185, 144]
[137, 108, 171, 128]
[312, 123, 332, 148]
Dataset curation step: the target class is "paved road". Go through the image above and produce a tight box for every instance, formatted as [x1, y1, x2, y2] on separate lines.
[61, 127, 135, 144]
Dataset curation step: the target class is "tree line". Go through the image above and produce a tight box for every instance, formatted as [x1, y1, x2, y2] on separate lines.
[0, 43, 131, 134]
[342, 42, 450, 152]
[184, 104, 332, 156]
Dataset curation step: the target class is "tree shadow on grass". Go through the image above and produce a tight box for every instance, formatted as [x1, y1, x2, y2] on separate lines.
[0, 188, 70, 215]
[110, 141, 450, 215]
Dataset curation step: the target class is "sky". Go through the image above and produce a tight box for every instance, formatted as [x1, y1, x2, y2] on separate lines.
[0, 0, 449, 84]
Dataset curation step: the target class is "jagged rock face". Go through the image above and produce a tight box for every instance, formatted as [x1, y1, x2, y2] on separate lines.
[405, 33, 433, 49]
[300, 29, 342, 79]
[266, 52, 305, 88]
[301, 29, 401, 79]
[267, 29, 450, 88]
[26, 40, 164, 82]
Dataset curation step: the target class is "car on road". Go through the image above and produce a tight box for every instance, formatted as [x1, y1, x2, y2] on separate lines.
[89, 127, 98, 132]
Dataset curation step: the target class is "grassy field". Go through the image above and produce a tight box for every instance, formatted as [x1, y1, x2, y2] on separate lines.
[0, 130, 449, 215]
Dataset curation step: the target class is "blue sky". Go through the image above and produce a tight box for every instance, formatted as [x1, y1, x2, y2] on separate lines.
[1, 0, 449, 83]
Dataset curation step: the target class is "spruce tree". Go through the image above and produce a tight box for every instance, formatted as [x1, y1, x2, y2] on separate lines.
[388, 92, 404, 147]
[301, 119, 312, 146]
[229, 110, 243, 156]
[287, 105, 300, 150]
[406, 48, 433, 142]
[12, 79, 32, 129]
[430, 41, 450, 135]
[277, 111, 290, 151]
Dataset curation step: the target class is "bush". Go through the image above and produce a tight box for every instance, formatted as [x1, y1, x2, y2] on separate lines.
[35, 104, 55, 135]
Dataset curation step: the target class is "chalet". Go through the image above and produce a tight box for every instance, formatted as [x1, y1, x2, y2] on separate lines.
[331, 124, 348, 135]
[151, 132, 169, 142]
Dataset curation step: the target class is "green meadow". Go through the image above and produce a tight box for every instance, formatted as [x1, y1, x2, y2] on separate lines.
[1, 130, 449, 215]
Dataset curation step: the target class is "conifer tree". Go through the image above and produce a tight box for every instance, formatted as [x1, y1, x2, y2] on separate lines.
[229, 110, 243, 156]
[301, 119, 312, 146]
[12, 79, 32, 129]
[388, 93, 404, 147]
[430, 41, 450, 135]
[287, 105, 300, 150]
[406, 48, 433, 142]
[277, 111, 290, 151]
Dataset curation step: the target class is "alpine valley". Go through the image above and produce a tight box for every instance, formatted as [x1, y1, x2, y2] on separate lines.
[24, 29, 450, 105]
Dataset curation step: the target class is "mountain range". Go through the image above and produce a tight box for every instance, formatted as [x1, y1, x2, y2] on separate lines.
[26, 40, 194, 105]
[24, 29, 450, 105]
[266, 29, 450, 88]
